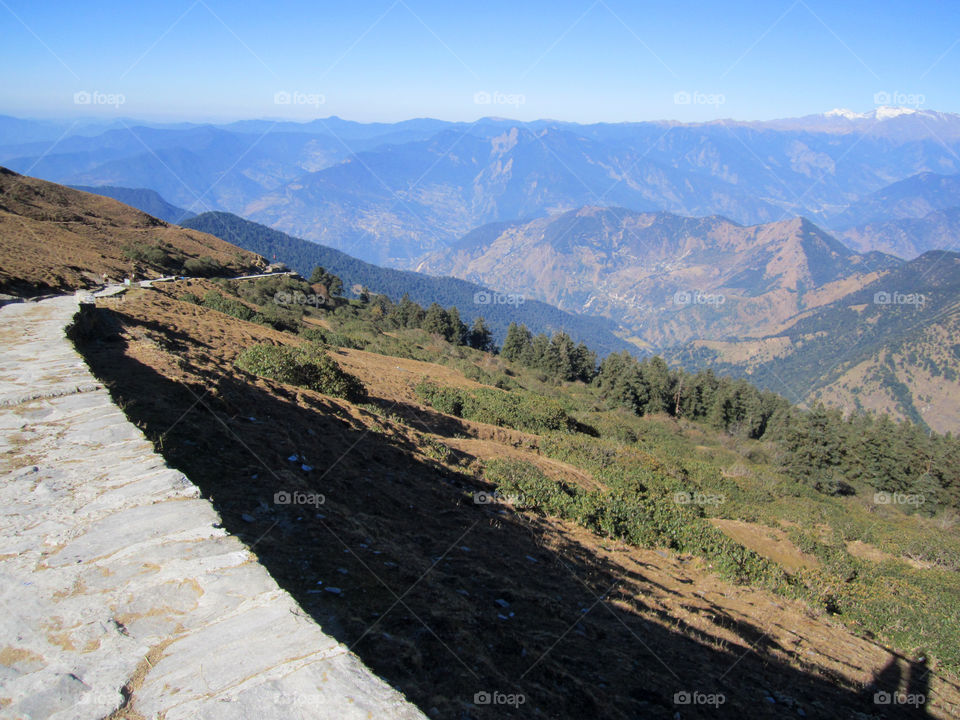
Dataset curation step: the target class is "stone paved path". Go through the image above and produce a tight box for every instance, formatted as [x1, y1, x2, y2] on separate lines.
[0, 295, 426, 719]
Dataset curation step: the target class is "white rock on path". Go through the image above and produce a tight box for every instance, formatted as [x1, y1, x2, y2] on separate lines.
[0, 295, 426, 719]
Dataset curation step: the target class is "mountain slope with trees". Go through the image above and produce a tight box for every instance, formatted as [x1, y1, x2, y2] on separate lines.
[419, 206, 901, 347]
[180, 210, 633, 354]
[671, 250, 960, 432]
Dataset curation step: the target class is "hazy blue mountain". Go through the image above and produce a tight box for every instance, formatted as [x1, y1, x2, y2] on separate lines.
[839, 206, 960, 259]
[70, 185, 196, 224]
[247, 126, 785, 264]
[828, 172, 960, 228]
[4, 111, 960, 267]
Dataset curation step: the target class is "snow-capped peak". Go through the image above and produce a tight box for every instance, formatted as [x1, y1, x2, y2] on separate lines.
[825, 108, 868, 120]
[874, 105, 919, 120]
[823, 106, 926, 121]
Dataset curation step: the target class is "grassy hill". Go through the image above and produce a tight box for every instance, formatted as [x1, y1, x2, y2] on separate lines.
[0, 166, 262, 295]
[67, 272, 960, 719]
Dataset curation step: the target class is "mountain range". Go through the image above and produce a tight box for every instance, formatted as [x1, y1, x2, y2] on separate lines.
[418, 207, 901, 346]
[180, 210, 632, 354]
[6, 107, 960, 429]
[4, 110, 960, 265]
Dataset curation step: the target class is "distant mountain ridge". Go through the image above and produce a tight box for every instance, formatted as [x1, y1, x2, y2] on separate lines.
[418, 206, 902, 348]
[839, 207, 960, 259]
[5, 111, 960, 266]
[180, 211, 633, 354]
[70, 184, 196, 224]
[829, 172, 960, 229]
[670, 250, 960, 432]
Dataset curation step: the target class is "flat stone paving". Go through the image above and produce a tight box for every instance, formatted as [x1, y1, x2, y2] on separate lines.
[0, 295, 426, 719]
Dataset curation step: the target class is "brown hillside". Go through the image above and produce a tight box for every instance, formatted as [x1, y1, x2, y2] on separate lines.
[67, 282, 960, 719]
[0, 166, 264, 295]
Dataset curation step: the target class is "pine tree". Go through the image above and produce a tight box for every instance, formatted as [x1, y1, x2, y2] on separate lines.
[390, 294, 424, 328]
[525, 333, 551, 371]
[468, 317, 494, 351]
[501, 323, 532, 362]
[571, 342, 597, 382]
[422, 303, 452, 338]
[640, 356, 673, 414]
[309, 266, 343, 296]
[446, 306, 466, 344]
[548, 332, 577, 381]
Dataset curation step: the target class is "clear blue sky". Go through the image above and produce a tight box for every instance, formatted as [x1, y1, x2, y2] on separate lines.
[1, 0, 957, 123]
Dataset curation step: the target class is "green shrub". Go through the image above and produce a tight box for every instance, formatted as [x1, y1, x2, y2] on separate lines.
[236, 343, 366, 402]
[201, 291, 255, 321]
[484, 458, 788, 589]
[414, 380, 571, 434]
[300, 325, 366, 349]
[122, 243, 179, 270]
[254, 302, 302, 332]
[183, 256, 225, 277]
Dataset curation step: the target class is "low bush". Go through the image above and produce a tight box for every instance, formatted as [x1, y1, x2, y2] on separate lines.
[183, 256, 225, 277]
[200, 290, 255, 321]
[414, 380, 572, 434]
[122, 243, 180, 271]
[484, 458, 787, 588]
[235, 343, 366, 402]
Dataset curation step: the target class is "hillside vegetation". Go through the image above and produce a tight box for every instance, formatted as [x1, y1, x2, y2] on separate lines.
[675, 250, 960, 432]
[71, 267, 960, 719]
[181, 210, 631, 353]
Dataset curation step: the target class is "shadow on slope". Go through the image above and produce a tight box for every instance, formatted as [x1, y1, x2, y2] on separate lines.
[74, 305, 928, 720]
